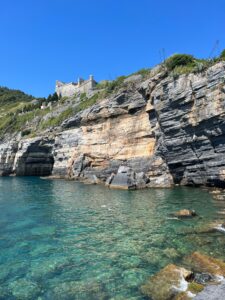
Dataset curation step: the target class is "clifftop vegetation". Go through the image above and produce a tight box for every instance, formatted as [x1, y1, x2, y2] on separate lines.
[163, 50, 225, 76]
[0, 49, 225, 139]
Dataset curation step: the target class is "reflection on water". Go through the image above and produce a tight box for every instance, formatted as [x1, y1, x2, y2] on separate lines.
[0, 177, 225, 299]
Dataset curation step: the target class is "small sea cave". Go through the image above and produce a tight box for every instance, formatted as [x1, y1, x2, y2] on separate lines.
[16, 142, 54, 176]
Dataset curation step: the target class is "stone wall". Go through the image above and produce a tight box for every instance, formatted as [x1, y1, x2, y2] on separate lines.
[56, 77, 96, 98]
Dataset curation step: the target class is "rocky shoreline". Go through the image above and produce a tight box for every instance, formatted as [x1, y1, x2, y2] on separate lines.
[140, 251, 225, 300]
[139, 206, 225, 300]
[138, 191, 225, 300]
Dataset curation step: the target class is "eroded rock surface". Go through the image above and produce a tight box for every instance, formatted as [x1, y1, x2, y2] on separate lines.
[1, 62, 225, 188]
[140, 264, 193, 300]
[0, 137, 54, 176]
[141, 253, 225, 300]
[184, 252, 225, 277]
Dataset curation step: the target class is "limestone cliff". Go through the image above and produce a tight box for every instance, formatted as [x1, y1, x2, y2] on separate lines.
[1, 62, 225, 189]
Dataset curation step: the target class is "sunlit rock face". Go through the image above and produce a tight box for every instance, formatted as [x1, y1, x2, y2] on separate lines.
[1, 62, 225, 188]
[53, 110, 156, 180]
[51, 82, 161, 186]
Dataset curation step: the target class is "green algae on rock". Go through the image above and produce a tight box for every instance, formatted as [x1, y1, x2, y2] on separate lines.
[140, 264, 192, 300]
[184, 252, 225, 277]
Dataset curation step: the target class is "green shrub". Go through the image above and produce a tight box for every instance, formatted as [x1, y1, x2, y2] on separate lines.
[220, 49, 225, 60]
[0, 87, 33, 105]
[80, 92, 87, 102]
[75, 92, 101, 112]
[41, 92, 103, 129]
[59, 96, 69, 104]
[0, 107, 51, 136]
[106, 76, 127, 93]
[40, 107, 74, 129]
[165, 54, 195, 71]
[95, 80, 110, 90]
[131, 68, 151, 77]
[47, 92, 59, 103]
[21, 129, 31, 137]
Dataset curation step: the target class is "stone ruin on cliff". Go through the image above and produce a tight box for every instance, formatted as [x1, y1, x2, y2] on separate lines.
[55, 75, 97, 98]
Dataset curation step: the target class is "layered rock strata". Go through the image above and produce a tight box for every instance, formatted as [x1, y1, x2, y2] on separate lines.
[1, 62, 225, 188]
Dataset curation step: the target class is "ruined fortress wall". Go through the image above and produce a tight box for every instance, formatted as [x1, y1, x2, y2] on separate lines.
[56, 83, 78, 98]
[78, 79, 96, 94]
[56, 78, 96, 98]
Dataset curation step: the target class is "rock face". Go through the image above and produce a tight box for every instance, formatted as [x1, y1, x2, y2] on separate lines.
[1, 62, 225, 188]
[149, 62, 225, 187]
[0, 138, 54, 176]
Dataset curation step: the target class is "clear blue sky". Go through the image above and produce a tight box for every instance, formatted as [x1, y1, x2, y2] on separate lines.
[1, 0, 225, 97]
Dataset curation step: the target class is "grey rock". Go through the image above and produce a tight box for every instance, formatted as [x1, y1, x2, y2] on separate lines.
[194, 282, 225, 300]
[110, 172, 136, 190]
[117, 166, 131, 173]
[124, 74, 143, 83]
[105, 173, 115, 187]
[83, 174, 99, 184]
[193, 272, 215, 284]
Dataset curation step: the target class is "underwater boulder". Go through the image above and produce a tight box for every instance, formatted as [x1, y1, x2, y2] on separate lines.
[173, 209, 197, 218]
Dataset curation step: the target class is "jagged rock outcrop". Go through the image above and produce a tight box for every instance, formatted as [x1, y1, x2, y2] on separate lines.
[1, 62, 225, 189]
[148, 62, 225, 187]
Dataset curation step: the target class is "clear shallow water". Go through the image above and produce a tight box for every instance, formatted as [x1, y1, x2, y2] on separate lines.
[0, 177, 225, 299]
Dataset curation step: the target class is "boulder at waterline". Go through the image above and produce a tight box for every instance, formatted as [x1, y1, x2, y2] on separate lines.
[184, 252, 225, 277]
[108, 166, 136, 190]
[140, 264, 194, 300]
[173, 209, 197, 218]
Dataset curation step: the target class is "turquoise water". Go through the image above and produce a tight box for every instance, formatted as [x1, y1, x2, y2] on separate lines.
[0, 177, 225, 299]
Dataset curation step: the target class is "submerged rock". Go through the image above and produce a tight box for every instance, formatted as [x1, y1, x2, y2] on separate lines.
[122, 268, 147, 288]
[9, 278, 41, 300]
[214, 222, 225, 234]
[209, 189, 222, 195]
[173, 209, 197, 218]
[50, 280, 107, 300]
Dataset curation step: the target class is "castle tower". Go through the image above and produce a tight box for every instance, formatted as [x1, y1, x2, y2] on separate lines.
[77, 77, 84, 87]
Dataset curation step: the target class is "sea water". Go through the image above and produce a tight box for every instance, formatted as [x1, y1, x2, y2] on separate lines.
[0, 177, 225, 299]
